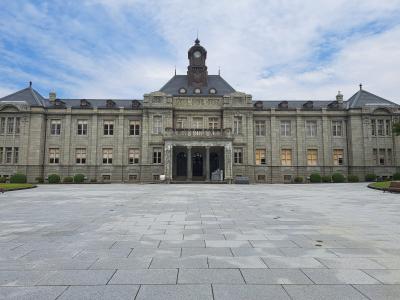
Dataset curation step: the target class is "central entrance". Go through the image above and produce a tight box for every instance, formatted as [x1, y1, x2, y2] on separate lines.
[192, 152, 203, 177]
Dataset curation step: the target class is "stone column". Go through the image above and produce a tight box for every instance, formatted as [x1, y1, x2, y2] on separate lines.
[187, 146, 192, 181]
[205, 146, 210, 181]
[224, 143, 233, 183]
[164, 143, 173, 183]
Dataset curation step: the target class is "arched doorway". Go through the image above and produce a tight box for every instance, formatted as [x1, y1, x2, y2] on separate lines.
[192, 152, 203, 177]
[210, 152, 220, 174]
[176, 152, 187, 176]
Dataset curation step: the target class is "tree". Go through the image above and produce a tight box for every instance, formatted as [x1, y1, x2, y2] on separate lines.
[393, 122, 400, 136]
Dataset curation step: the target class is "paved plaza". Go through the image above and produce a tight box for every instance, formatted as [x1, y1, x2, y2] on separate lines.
[0, 183, 399, 299]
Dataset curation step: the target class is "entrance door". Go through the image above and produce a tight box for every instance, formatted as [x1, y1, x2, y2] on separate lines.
[192, 152, 203, 177]
[210, 152, 220, 173]
[176, 152, 187, 177]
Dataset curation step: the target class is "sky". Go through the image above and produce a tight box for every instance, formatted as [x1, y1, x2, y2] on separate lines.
[0, 0, 400, 102]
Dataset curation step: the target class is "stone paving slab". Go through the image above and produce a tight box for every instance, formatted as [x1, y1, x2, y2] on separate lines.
[353, 284, 400, 300]
[301, 269, 380, 284]
[362, 269, 400, 284]
[241, 268, 314, 284]
[109, 269, 178, 284]
[0, 286, 67, 300]
[212, 284, 291, 300]
[208, 257, 268, 268]
[36, 270, 116, 286]
[136, 284, 213, 300]
[178, 268, 244, 284]
[283, 284, 367, 300]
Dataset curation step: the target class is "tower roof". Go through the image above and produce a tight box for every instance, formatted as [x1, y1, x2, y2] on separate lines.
[346, 88, 398, 108]
[0, 86, 47, 106]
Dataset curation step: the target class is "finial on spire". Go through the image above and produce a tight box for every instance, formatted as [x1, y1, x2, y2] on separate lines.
[29, 81, 32, 87]
[218, 66, 221, 76]
[359, 83, 363, 90]
[174, 65, 176, 76]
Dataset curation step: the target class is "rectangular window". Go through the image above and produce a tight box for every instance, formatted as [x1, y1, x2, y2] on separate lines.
[281, 149, 292, 166]
[333, 149, 344, 166]
[0, 147, 3, 163]
[307, 149, 318, 166]
[192, 117, 203, 129]
[176, 117, 186, 129]
[280, 120, 291, 136]
[77, 120, 88, 135]
[379, 148, 385, 165]
[129, 120, 140, 136]
[208, 117, 219, 130]
[332, 121, 342, 137]
[5, 147, 12, 163]
[371, 119, 376, 136]
[76, 148, 87, 164]
[385, 120, 391, 136]
[373, 148, 378, 165]
[129, 148, 140, 164]
[129, 174, 138, 181]
[15, 117, 20, 134]
[13, 147, 19, 164]
[102, 174, 111, 181]
[153, 116, 162, 134]
[255, 149, 266, 165]
[377, 120, 384, 136]
[255, 121, 266, 136]
[234, 148, 243, 164]
[102, 148, 113, 164]
[50, 119, 61, 135]
[0, 117, 5, 134]
[103, 120, 114, 135]
[49, 148, 60, 164]
[233, 116, 242, 135]
[153, 147, 162, 164]
[7, 117, 14, 134]
[387, 148, 393, 165]
[306, 120, 317, 137]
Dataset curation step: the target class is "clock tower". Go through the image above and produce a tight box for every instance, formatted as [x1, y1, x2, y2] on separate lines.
[187, 38, 208, 87]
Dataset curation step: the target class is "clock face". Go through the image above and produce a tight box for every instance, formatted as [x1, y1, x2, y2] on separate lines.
[193, 51, 201, 58]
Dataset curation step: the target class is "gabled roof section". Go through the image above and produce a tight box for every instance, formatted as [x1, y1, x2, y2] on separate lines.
[346, 89, 398, 109]
[0, 87, 46, 107]
[159, 75, 235, 96]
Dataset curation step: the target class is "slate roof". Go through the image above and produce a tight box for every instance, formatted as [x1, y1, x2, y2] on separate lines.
[0, 87, 48, 107]
[256, 100, 337, 109]
[159, 75, 236, 96]
[50, 99, 142, 109]
[346, 89, 398, 108]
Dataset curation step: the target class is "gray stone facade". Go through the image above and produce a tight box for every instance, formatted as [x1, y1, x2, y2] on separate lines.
[1, 41, 399, 183]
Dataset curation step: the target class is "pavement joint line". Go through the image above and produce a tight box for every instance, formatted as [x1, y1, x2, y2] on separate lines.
[106, 269, 118, 285]
[54, 285, 70, 300]
[350, 284, 373, 300]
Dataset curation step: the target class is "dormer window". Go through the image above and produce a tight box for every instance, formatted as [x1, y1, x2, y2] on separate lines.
[80, 99, 91, 108]
[194, 88, 201, 94]
[209, 88, 217, 94]
[179, 88, 187, 94]
[106, 100, 116, 108]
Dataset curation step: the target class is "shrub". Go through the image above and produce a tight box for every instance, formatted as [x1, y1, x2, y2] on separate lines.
[294, 176, 303, 183]
[309, 173, 322, 183]
[322, 175, 331, 183]
[347, 175, 359, 182]
[48, 174, 61, 184]
[332, 173, 346, 183]
[35, 177, 44, 183]
[365, 173, 377, 182]
[0, 177, 6, 183]
[393, 173, 400, 180]
[74, 174, 85, 183]
[63, 176, 73, 183]
[90, 178, 97, 183]
[10, 173, 27, 183]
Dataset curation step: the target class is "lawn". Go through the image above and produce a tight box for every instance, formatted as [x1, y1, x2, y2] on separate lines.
[369, 181, 391, 189]
[0, 183, 35, 191]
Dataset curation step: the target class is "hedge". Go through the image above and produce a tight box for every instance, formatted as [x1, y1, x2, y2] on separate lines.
[347, 175, 359, 182]
[63, 176, 73, 183]
[393, 173, 400, 180]
[48, 174, 61, 184]
[310, 173, 322, 183]
[294, 176, 303, 183]
[332, 173, 346, 183]
[10, 173, 27, 184]
[321, 175, 331, 183]
[35, 177, 44, 183]
[74, 174, 85, 183]
[0, 177, 6, 183]
[365, 173, 377, 182]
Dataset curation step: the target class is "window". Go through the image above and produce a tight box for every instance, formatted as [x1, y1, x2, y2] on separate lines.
[233, 116, 242, 135]
[373, 148, 378, 165]
[102, 148, 113, 164]
[153, 174, 160, 180]
[255, 149, 266, 165]
[77, 120, 88, 135]
[13, 147, 19, 164]
[379, 148, 385, 165]
[255, 121, 266, 136]
[280, 120, 291, 136]
[332, 121, 342, 137]
[76, 148, 87, 164]
[281, 149, 292, 166]
[209, 88, 217, 94]
[371, 119, 376, 136]
[234, 148, 243, 164]
[0, 118, 5, 134]
[388, 149, 393, 165]
[129, 120, 140, 136]
[179, 88, 186, 94]
[5, 147, 12, 164]
[194, 88, 201, 94]
[7, 117, 14, 134]
[0, 147, 3, 163]
[153, 147, 162, 164]
[257, 174, 266, 181]
[176, 118, 186, 129]
[333, 149, 344, 166]
[103, 120, 114, 135]
[49, 148, 60, 164]
[208, 117, 219, 130]
[307, 149, 318, 166]
[129, 174, 138, 181]
[153, 116, 162, 134]
[305, 120, 317, 137]
[15, 118, 20, 134]
[102, 174, 111, 181]
[386, 120, 391, 136]
[192, 117, 203, 129]
[129, 148, 140, 164]
[377, 120, 384, 136]
[50, 120, 61, 135]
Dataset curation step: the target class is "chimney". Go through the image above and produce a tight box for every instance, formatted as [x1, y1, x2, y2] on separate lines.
[49, 91, 56, 103]
[336, 91, 343, 104]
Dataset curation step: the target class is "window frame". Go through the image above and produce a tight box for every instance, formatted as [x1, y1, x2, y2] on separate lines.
[281, 149, 292, 166]
[75, 148, 87, 165]
[49, 148, 60, 164]
[255, 120, 266, 136]
[128, 148, 140, 164]
[77, 120, 88, 136]
[255, 149, 266, 165]
[153, 147, 162, 164]
[102, 148, 113, 164]
[280, 120, 291, 137]
[103, 120, 114, 136]
[233, 147, 243, 164]
[50, 119, 61, 136]
[307, 149, 318, 166]
[129, 120, 140, 136]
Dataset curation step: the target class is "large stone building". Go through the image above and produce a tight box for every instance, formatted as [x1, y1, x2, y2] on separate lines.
[1, 39, 399, 183]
